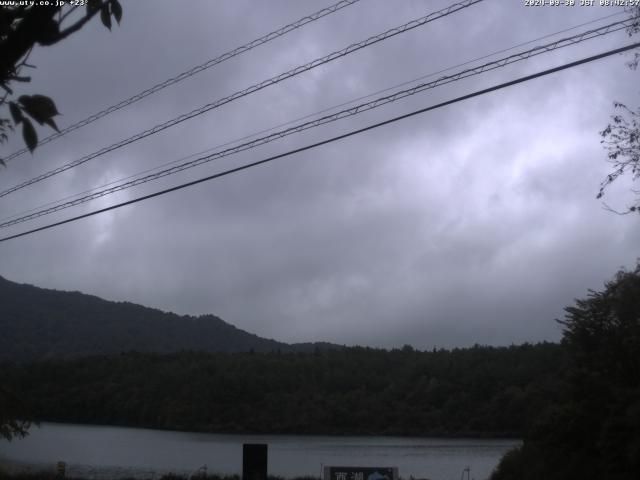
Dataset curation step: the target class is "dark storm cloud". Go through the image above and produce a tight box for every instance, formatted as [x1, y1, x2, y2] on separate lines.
[1, 0, 638, 348]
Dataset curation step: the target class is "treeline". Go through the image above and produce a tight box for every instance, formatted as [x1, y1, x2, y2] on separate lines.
[491, 265, 640, 480]
[2, 343, 565, 438]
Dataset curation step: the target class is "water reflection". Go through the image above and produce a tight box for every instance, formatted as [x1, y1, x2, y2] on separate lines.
[0, 423, 519, 480]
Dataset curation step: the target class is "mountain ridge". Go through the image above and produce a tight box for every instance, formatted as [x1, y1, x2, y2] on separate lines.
[0, 275, 340, 362]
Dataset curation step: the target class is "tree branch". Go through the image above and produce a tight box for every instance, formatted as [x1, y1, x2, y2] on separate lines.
[58, 5, 80, 25]
[54, 1, 107, 43]
[0, 6, 59, 82]
[602, 202, 632, 215]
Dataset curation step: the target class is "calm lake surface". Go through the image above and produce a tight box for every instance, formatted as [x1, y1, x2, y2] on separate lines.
[0, 423, 519, 480]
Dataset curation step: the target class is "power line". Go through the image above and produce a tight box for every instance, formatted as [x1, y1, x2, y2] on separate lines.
[1, 17, 634, 230]
[0, 0, 484, 198]
[1, 10, 625, 226]
[1, 0, 363, 163]
[1, 17, 632, 227]
[1, 41, 638, 244]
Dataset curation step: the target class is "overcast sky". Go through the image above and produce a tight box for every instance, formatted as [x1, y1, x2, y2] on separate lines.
[1, 0, 638, 349]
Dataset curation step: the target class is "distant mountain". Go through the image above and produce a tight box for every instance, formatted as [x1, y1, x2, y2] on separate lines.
[0, 276, 339, 362]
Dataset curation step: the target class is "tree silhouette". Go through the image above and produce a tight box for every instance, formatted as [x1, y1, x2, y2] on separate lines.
[598, 6, 640, 214]
[492, 262, 640, 480]
[0, 1, 122, 441]
[0, 385, 30, 441]
[0, 0, 122, 163]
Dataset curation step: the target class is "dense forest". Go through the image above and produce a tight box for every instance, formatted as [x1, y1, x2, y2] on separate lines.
[2, 265, 639, 479]
[2, 343, 564, 438]
[491, 265, 640, 480]
[0, 276, 337, 362]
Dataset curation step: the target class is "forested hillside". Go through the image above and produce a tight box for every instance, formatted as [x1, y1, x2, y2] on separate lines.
[3, 343, 565, 438]
[0, 276, 335, 361]
[491, 265, 640, 480]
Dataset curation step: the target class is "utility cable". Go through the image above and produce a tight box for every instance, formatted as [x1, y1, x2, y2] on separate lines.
[1, 0, 363, 163]
[0, 0, 484, 198]
[1, 41, 638, 244]
[0, 17, 634, 229]
[0, 9, 624, 225]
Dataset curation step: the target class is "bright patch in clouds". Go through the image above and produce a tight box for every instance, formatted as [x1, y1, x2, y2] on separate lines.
[0, 0, 638, 348]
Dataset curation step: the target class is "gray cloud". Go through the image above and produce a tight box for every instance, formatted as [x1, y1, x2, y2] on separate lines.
[1, 0, 638, 349]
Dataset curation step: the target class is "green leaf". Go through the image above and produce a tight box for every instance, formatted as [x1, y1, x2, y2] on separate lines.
[18, 95, 59, 126]
[21, 118, 37, 153]
[9, 102, 23, 124]
[100, 4, 112, 30]
[110, 0, 122, 24]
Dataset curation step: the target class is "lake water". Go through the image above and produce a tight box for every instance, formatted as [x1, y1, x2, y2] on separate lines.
[0, 423, 519, 480]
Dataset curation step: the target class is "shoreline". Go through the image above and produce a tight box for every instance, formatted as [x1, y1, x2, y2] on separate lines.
[0, 458, 234, 480]
[19, 421, 522, 441]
